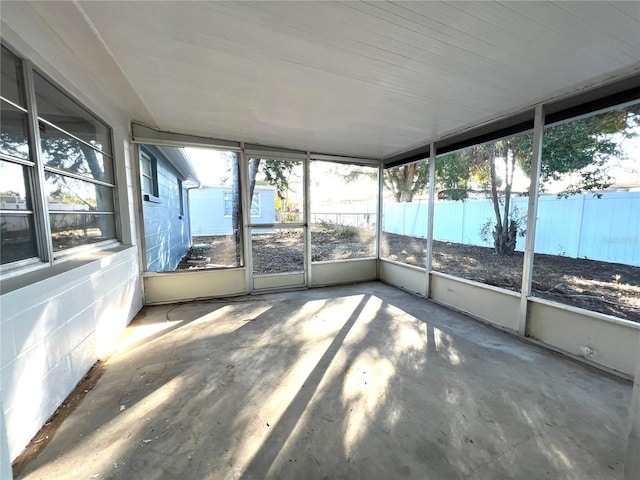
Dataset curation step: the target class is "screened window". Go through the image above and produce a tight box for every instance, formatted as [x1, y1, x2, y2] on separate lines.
[310, 161, 377, 261]
[0, 43, 117, 269]
[381, 160, 429, 268]
[433, 132, 532, 292]
[530, 104, 640, 321]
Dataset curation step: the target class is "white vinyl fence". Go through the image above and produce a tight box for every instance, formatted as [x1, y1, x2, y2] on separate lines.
[383, 191, 639, 266]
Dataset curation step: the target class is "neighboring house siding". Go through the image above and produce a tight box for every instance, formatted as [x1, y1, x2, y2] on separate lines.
[141, 147, 190, 272]
[190, 187, 229, 236]
[190, 186, 276, 236]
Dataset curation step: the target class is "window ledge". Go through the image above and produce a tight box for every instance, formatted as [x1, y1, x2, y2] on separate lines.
[0, 244, 135, 296]
[143, 194, 161, 203]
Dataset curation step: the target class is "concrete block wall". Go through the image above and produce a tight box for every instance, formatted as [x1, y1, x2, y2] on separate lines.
[0, 247, 142, 461]
[0, 7, 147, 472]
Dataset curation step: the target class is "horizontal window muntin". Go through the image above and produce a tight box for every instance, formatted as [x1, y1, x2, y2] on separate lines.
[1, 96, 28, 113]
[47, 210, 115, 215]
[0, 209, 34, 214]
[0, 152, 34, 167]
[33, 71, 112, 157]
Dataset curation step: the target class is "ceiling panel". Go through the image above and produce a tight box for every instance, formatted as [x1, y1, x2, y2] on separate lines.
[14, 1, 639, 158]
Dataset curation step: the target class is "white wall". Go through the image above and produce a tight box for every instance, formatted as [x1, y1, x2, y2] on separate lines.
[379, 260, 640, 377]
[1, 247, 142, 460]
[0, 7, 144, 473]
[0, 401, 10, 480]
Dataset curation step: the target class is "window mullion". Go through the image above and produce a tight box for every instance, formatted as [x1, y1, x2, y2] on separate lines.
[23, 59, 54, 264]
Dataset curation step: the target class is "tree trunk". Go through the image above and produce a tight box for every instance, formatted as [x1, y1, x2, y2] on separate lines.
[384, 165, 417, 203]
[487, 143, 518, 256]
[79, 144, 108, 237]
[492, 219, 518, 256]
[248, 158, 260, 202]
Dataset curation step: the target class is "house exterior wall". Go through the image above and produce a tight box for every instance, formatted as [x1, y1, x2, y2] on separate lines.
[141, 146, 191, 272]
[0, 10, 143, 473]
[1, 247, 142, 460]
[190, 186, 276, 236]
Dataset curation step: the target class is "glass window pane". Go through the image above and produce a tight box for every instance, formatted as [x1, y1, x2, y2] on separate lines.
[142, 176, 153, 196]
[252, 228, 304, 275]
[433, 134, 531, 292]
[0, 160, 32, 210]
[381, 161, 429, 267]
[45, 172, 114, 212]
[1, 45, 26, 108]
[310, 161, 377, 261]
[33, 71, 112, 156]
[532, 105, 640, 321]
[248, 157, 303, 223]
[0, 213, 37, 264]
[51, 213, 116, 252]
[0, 100, 30, 160]
[40, 123, 113, 183]
[141, 156, 152, 176]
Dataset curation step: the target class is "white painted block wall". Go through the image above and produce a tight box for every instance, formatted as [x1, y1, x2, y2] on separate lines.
[0, 6, 147, 475]
[0, 401, 10, 480]
[0, 247, 143, 461]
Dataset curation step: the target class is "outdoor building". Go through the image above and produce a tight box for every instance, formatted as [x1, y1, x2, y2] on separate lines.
[190, 185, 276, 237]
[139, 145, 192, 272]
[0, 3, 639, 480]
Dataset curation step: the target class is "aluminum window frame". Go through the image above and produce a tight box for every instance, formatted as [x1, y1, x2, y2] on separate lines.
[0, 41, 120, 275]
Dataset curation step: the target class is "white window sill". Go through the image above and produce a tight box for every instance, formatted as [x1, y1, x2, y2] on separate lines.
[0, 243, 134, 296]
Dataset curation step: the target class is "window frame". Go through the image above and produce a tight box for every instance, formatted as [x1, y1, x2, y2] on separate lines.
[177, 179, 184, 218]
[140, 149, 160, 202]
[0, 41, 120, 276]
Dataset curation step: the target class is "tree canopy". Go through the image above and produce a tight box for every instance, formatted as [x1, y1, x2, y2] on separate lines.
[435, 106, 639, 255]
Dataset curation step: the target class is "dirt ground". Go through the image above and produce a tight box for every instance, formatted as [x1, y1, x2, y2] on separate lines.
[382, 232, 639, 322]
[176, 229, 638, 322]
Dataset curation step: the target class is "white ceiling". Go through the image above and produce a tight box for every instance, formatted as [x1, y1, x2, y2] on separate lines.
[7, 1, 640, 159]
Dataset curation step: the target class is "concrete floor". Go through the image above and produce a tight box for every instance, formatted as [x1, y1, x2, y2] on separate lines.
[17, 282, 632, 479]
